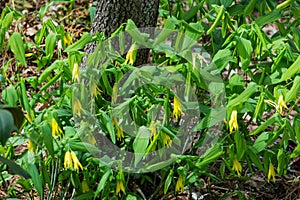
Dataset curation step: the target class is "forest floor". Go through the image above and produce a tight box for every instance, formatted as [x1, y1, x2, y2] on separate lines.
[0, 0, 300, 199]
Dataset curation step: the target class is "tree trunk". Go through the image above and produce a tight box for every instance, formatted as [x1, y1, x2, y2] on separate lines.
[82, 0, 159, 67]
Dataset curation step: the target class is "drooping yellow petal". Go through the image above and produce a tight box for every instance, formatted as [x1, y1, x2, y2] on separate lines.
[229, 110, 238, 133]
[268, 163, 276, 183]
[51, 118, 63, 138]
[116, 180, 126, 197]
[175, 176, 184, 194]
[64, 33, 73, 46]
[116, 171, 126, 196]
[28, 139, 34, 152]
[64, 151, 73, 169]
[87, 134, 97, 145]
[72, 62, 80, 82]
[149, 121, 157, 142]
[277, 95, 287, 115]
[112, 83, 118, 104]
[125, 43, 138, 65]
[70, 151, 83, 171]
[25, 112, 33, 123]
[232, 157, 242, 177]
[163, 133, 172, 147]
[173, 96, 182, 120]
[91, 81, 101, 98]
[73, 99, 86, 117]
[117, 125, 124, 141]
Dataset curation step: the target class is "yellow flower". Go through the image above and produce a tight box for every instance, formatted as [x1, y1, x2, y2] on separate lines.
[82, 180, 89, 193]
[64, 151, 73, 169]
[64, 33, 73, 46]
[112, 83, 118, 104]
[51, 118, 63, 138]
[25, 112, 33, 123]
[229, 110, 238, 133]
[73, 98, 86, 117]
[91, 81, 101, 98]
[116, 171, 126, 197]
[64, 150, 83, 172]
[125, 43, 138, 65]
[163, 133, 172, 147]
[28, 139, 34, 152]
[175, 176, 184, 194]
[268, 163, 276, 183]
[70, 151, 83, 171]
[149, 122, 158, 151]
[277, 95, 287, 115]
[112, 117, 118, 126]
[116, 180, 125, 197]
[87, 134, 97, 145]
[232, 157, 242, 177]
[149, 121, 157, 142]
[173, 96, 182, 120]
[117, 125, 124, 141]
[72, 62, 80, 82]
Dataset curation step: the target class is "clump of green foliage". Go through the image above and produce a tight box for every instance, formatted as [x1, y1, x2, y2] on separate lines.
[0, 0, 299, 199]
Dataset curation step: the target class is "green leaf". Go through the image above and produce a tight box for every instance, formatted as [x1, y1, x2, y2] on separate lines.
[27, 163, 43, 198]
[41, 123, 54, 156]
[2, 12, 14, 30]
[234, 131, 246, 160]
[207, 5, 225, 35]
[290, 143, 300, 159]
[153, 17, 178, 47]
[253, 132, 269, 152]
[0, 109, 18, 146]
[229, 74, 244, 93]
[255, 10, 281, 27]
[227, 82, 257, 110]
[45, 33, 56, 60]
[294, 116, 300, 142]
[182, 4, 201, 21]
[40, 161, 52, 192]
[250, 113, 281, 135]
[125, 19, 149, 46]
[89, 6, 96, 22]
[212, 49, 236, 71]
[64, 33, 92, 52]
[280, 54, 300, 81]
[0, 155, 31, 179]
[133, 126, 150, 166]
[286, 75, 300, 103]
[100, 110, 116, 144]
[38, 60, 63, 84]
[247, 146, 264, 170]
[244, 0, 258, 16]
[2, 85, 18, 107]
[164, 169, 173, 194]
[196, 145, 223, 167]
[277, 148, 286, 176]
[8, 32, 26, 66]
[0, 30, 5, 51]
[235, 37, 253, 71]
[35, 24, 46, 44]
[126, 194, 138, 200]
[94, 169, 111, 198]
[73, 191, 95, 200]
[19, 78, 31, 115]
[271, 47, 286, 73]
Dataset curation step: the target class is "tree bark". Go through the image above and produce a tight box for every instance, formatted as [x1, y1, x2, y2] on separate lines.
[82, 0, 159, 67]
